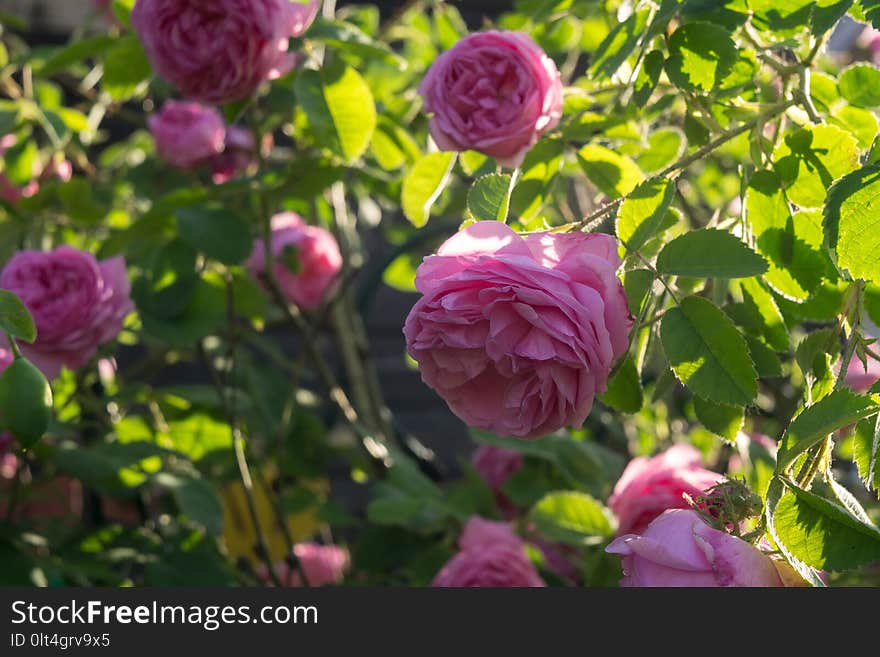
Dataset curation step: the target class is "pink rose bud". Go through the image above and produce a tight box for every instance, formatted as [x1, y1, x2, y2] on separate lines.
[210, 126, 257, 185]
[0, 247, 134, 380]
[404, 222, 633, 439]
[606, 509, 784, 587]
[132, 0, 318, 105]
[247, 212, 343, 310]
[419, 30, 563, 167]
[433, 516, 545, 587]
[608, 444, 722, 536]
[148, 101, 226, 169]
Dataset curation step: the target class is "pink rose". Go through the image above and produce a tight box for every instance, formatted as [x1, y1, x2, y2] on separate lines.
[404, 222, 633, 439]
[419, 30, 563, 167]
[608, 444, 722, 536]
[841, 353, 880, 393]
[259, 543, 349, 587]
[132, 0, 318, 105]
[472, 445, 523, 490]
[148, 101, 226, 169]
[433, 516, 545, 587]
[606, 509, 784, 587]
[247, 212, 343, 310]
[210, 126, 257, 184]
[0, 247, 133, 379]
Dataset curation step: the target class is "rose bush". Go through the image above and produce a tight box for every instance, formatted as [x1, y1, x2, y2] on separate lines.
[1, 0, 880, 590]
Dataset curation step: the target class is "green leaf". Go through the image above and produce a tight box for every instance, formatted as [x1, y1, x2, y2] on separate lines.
[175, 208, 253, 265]
[58, 178, 105, 225]
[773, 125, 860, 209]
[770, 479, 880, 571]
[307, 19, 407, 69]
[295, 63, 377, 164]
[838, 63, 880, 108]
[777, 389, 880, 471]
[0, 289, 36, 343]
[530, 491, 614, 545]
[401, 152, 456, 227]
[852, 418, 880, 492]
[2, 138, 37, 186]
[509, 139, 565, 221]
[467, 174, 513, 222]
[656, 229, 768, 278]
[830, 104, 880, 152]
[141, 278, 225, 347]
[36, 35, 116, 76]
[154, 468, 224, 535]
[623, 268, 654, 316]
[616, 177, 675, 251]
[577, 144, 643, 199]
[661, 296, 758, 406]
[764, 478, 825, 586]
[632, 50, 665, 107]
[739, 278, 789, 351]
[824, 163, 880, 283]
[694, 397, 744, 442]
[600, 357, 643, 413]
[747, 336, 784, 379]
[746, 170, 833, 300]
[590, 9, 650, 79]
[102, 36, 151, 101]
[635, 127, 684, 174]
[664, 22, 737, 92]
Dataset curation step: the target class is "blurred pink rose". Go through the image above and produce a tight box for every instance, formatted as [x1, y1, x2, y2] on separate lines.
[606, 509, 784, 587]
[404, 222, 632, 439]
[211, 126, 257, 184]
[608, 444, 722, 536]
[472, 445, 523, 490]
[433, 516, 545, 587]
[841, 353, 880, 393]
[247, 212, 342, 310]
[419, 31, 563, 167]
[132, 0, 319, 104]
[262, 543, 349, 587]
[148, 101, 226, 169]
[0, 247, 133, 379]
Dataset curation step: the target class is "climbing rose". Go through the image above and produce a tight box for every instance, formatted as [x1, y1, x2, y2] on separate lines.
[418, 30, 563, 167]
[131, 0, 319, 104]
[0, 247, 133, 379]
[148, 101, 226, 169]
[606, 509, 784, 587]
[247, 212, 343, 310]
[404, 221, 632, 438]
[433, 517, 545, 587]
[608, 444, 722, 536]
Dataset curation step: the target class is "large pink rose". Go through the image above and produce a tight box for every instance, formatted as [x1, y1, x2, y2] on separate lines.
[148, 101, 226, 169]
[404, 222, 632, 439]
[606, 509, 784, 587]
[0, 247, 133, 379]
[419, 31, 563, 167]
[432, 516, 545, 587]
[131, 0, 319, 105]
[608, 444, 722, 536]
[247, 212, 343, 310]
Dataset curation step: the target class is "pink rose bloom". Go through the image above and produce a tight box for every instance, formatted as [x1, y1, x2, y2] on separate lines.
[247, 212, 342, 310]
[0, 247, 133, 379]
[472, 445, 523, 490]
[606, 509, 784, 587]
[608, 444, 722, 536]
[404, 222, 632, 439]
[841, 353, 880, 393]
[211, 126, 257, 184]
[132, 0, 319, 105]
[148, 101, 226, 169]
[259, 543, 349, 587]
[433, 516, 545, 587]
[419, 30, 563, 167]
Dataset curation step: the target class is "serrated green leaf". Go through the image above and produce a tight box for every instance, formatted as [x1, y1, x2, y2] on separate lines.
[824, 163, 880, 283]
[852, 418, 880, 491]
[295, 63, 377, 164]
[401, 151, 456, 227]
[624, 268, 654, 316]
[661, 296, 758, 406]
[739, 278, 788, 351]
[764, 478, 825, 586]
[577, 144, 643, 199]
[590, 9, 650, 79]
[656, 229, 768, 278]
[773, 124, 860, 209]
[633, 50, 664, 106]
[600, 357, 643, 413]
[616, 177, 674, 251]
[0, 289, 36, 343]
[746, 336, 784, 378]
[838, 63, 880, 108]
[694, 397, 744, 442]
[102, 36, 151, 101]
[635, 127, 684, 174]
[467, 173, 513, 222]
[830, 104, 879, 151]
[777, 389, 880, 471]
[36, 35, 116, 77]
[530, 491, 614, 545]
[665, 22, 737, 92]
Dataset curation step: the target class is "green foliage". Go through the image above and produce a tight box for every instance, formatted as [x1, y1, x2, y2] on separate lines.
[656, 229, 768, 279]
[530, 491, 615, 545]
[0, 289, 36, 343]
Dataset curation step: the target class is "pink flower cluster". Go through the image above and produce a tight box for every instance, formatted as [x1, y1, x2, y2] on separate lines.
[261, 543, 349, 587]
[247, 212, 343, 310]
[148, 101, 261, 183]
[0, 247, 133, 380]
[0, 135, 72, 205]
[404, 221, 632, 439]
[132, 0, 319, 105]
[419, 31, 563, 167]
[433, 517, 545, 587]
